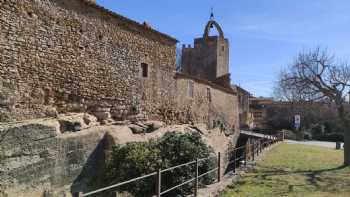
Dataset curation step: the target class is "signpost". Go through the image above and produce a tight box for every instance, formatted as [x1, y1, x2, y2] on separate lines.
[294, 114, 302, 140]
[294, 115, 301, 130]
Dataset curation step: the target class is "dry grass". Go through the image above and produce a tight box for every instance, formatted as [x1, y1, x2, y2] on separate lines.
[220, 143, 350, 197]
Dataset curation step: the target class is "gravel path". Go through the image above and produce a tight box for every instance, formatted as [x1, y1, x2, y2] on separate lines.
[285, 140, 344, 149]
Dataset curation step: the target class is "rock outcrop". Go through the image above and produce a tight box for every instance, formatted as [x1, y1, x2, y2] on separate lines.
[0, 115, 239, 197]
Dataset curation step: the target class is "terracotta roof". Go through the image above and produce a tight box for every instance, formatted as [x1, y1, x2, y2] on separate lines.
[79, 0, 178, 44]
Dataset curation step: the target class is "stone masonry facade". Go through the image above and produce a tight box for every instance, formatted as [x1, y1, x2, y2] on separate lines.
[0, 0, 177, 122]
[0, 0, 240, 196]
[176, 73, 239, 133]
[0, 0, 239, 130]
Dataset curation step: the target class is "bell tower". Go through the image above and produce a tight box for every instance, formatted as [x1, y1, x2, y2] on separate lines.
[181, 11, 230, 83]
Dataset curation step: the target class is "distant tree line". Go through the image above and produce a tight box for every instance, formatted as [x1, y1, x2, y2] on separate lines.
[265, 101, 347, 141]
[273, 47, 350, 165]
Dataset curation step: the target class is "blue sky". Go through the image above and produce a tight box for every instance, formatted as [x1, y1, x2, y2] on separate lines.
[97, 0, 350, 97]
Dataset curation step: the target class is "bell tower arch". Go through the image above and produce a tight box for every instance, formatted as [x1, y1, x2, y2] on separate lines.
[203, 20, 225, 39]
[181, 12, 230, 82]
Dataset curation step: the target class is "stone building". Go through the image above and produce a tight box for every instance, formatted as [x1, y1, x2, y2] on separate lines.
[0, 1, 240, 131]
[248, 97, 274, 130]
[181, 13, 230, 87]
[0, 1, 241, 196]
[0, 0, 178, 122]
[232, 85, 251, 129]
[176, 13, 239, 132]
[175, 73, 239, 132]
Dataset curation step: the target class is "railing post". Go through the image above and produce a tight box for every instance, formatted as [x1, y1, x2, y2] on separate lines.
[252, 143, 255, 161]
[233, 149, 236, 173]
[217, 152, 221, 182]
[156, 169, 161, 197]
[194, 158, 199, 196]
[263, 141, 265, 150]
[244, 148, 247, 167]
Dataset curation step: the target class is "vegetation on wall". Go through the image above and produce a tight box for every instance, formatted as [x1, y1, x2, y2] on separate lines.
[104, 132, 216, 197]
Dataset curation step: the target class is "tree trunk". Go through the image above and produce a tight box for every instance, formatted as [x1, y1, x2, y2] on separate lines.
[337, 103, 350, 165]
[345, 130, 350, 165]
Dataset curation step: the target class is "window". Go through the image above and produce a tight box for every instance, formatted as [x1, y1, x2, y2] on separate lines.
[207, 88, 212, 102]
[220, 46, 225, 56]
[187, 81, 194, 98]
[141, 63, 148, 78]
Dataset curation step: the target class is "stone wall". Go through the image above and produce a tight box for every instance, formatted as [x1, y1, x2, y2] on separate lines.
[0, 0, 177, 122]
[0, 1, 241, 196]
[0, 115, 240, 197]
[175, 73, 239, 134]
[0, 118, 107, 196]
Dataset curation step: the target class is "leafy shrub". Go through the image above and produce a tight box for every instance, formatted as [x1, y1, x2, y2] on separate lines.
[105, 132, 216, 197]
[156, 132, 216, 195]
[105, 141, 164, 196]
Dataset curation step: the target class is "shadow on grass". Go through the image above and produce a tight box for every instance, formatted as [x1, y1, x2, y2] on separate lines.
[242, 165, 349, 196]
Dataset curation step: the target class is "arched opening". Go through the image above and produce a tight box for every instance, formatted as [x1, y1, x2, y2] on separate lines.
[203, 21, 224, 39]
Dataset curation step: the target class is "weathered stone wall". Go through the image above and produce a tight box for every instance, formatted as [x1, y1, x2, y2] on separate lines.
[0, 119, 101, 196]
[175, 73, 239, 134]
[182, 37, 218, 81]
[0, 116, 240, 197]
[0, 0, 177, 122]
[233, 85, 251, 128]
[0, 1, 241, 196]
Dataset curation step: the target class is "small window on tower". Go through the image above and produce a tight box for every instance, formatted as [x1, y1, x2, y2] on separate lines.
[222, 46, 225, 52]
[141, 63, 148, 78]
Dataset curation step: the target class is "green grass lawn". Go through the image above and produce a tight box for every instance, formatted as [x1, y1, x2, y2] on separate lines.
[220, 143, 350, 197]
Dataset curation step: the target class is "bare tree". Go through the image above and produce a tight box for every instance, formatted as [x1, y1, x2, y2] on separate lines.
[276, 47, 350, 165]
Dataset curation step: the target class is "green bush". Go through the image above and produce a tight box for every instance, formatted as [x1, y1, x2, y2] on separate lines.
[105, 132, 216, 197]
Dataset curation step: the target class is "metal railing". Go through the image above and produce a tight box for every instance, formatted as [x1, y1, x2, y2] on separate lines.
[78, 134, 282, 197]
